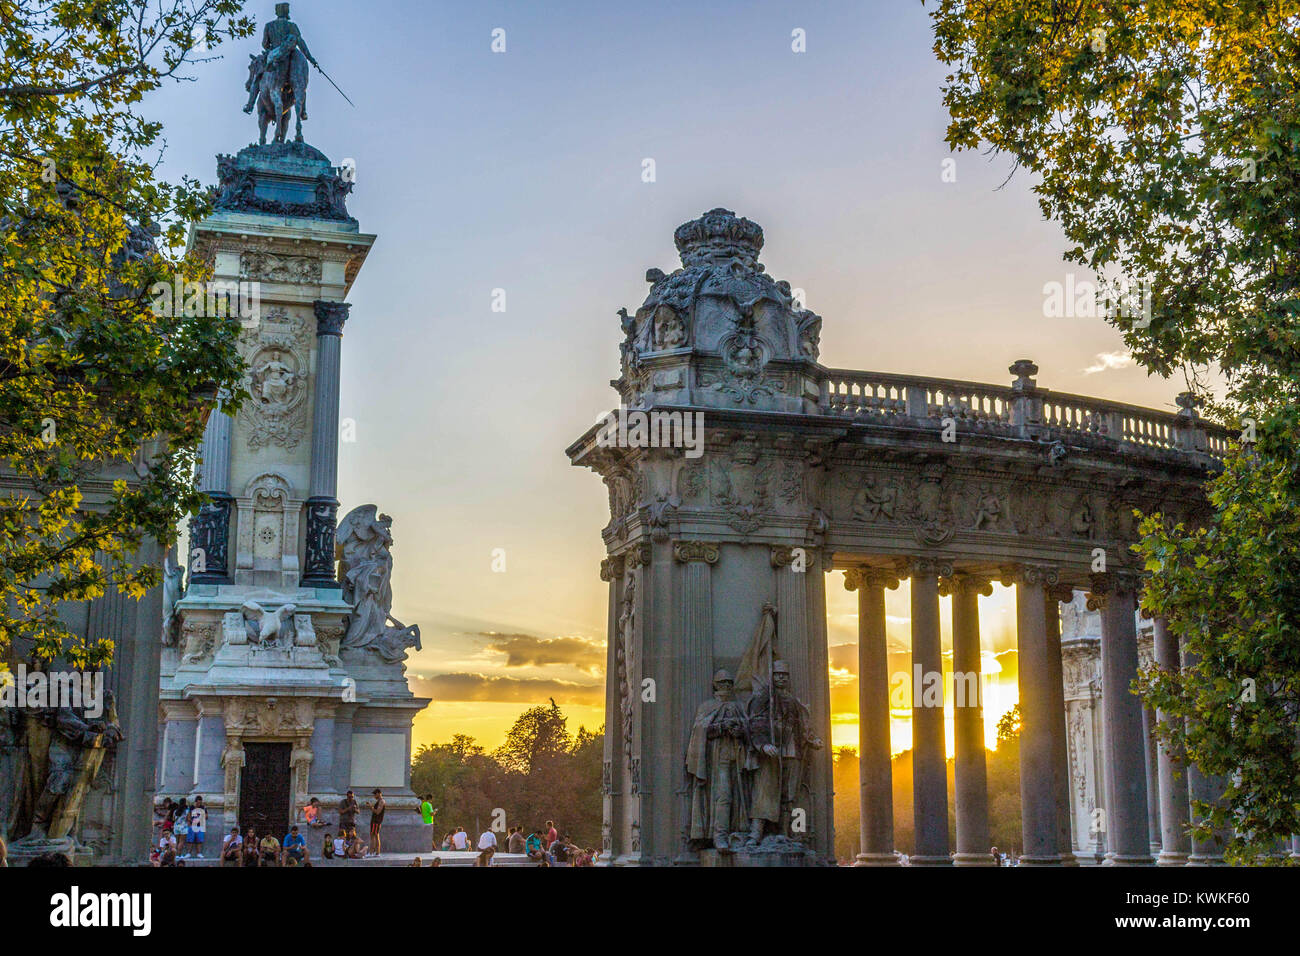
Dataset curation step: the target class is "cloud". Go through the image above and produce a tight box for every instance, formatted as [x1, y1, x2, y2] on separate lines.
[479, 632, 605, 675]
[1083, 351, 1132, 375]
[829, 642, 858, 675]
[410, 673, 603, 707]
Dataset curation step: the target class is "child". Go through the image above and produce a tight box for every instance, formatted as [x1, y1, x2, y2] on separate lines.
[322, 833, 335, 860]
[332, 833, 346, 859]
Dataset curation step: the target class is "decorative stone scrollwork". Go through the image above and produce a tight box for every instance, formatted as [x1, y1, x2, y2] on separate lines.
[623, 542, 652, 569]
[1000, 564, 1061, 589]
[938, 573, 994, 598]
[313, 299, 350, 336]
[711, 437, 772, 534]
[188, 493, 233, 583]
[179, 620, 217, 665]
[238, 307, 312, 451]
[901, 557, 955, 579]
[599, 555, 626, 582]
[673, 541, 720, 565]
[301, 497, 339, 587]
[910, 464, 955, 546]
[239, 250, 323, 284]
[843, 567, 900, 592]
[223, 697, 316, 737]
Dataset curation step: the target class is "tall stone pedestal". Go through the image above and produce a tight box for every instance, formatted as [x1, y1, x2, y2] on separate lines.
[157, 142, 429, 855]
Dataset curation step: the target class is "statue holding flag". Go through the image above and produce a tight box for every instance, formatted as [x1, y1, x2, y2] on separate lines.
[733, 604, 822, 848]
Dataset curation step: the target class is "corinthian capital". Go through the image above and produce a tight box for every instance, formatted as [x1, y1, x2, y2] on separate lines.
[313, 299, 350, 336]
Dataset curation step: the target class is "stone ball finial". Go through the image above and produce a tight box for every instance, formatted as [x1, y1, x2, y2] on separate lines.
[673, 208, 764, 268]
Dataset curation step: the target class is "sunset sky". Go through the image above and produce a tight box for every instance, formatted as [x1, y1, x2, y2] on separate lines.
[149, 1, 1185, 754]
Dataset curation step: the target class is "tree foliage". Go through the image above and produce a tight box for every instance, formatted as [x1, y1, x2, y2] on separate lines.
[410, 705, 603, 847]
[929, 0, 1300, 862]
[1, 0, 254, 664]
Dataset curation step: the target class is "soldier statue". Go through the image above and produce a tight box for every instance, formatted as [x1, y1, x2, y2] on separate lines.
[685, 669, 749, 851]
[744, 660, 822, 845]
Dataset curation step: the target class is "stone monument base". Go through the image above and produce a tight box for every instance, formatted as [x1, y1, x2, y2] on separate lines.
[698, 834, 818, 867]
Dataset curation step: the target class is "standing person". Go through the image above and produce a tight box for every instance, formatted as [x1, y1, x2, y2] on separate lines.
[545, 819, 558, 847]
[419, 794, 435, 826]
[507, 826, 525, 855]
[187, 796, 207, 859]
[171, 797, 189, 852]
[451, 825, 468, 851]
[221, 826, 243, 866]
[476, 825, 497, 866]
[338, 790, 359, 839]
[366, 788, 386, 857]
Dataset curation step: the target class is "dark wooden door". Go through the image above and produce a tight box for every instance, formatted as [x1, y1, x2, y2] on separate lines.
[238, 742, 291, 841]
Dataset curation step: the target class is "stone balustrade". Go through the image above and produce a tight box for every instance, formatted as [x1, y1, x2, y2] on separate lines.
[820, 364, 1231, 463]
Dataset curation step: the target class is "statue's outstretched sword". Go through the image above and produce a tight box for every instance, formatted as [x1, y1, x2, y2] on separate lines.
[308, 55, 354, 108]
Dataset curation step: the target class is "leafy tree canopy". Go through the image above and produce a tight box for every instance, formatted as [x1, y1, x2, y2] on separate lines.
[1, 0, 254, 664]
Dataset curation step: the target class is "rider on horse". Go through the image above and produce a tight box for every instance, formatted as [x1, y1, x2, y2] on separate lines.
[245, 3, 317, 119]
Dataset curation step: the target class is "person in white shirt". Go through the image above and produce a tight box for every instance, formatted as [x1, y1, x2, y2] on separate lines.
[477, 828, 497, 866]
[451, 826, 468, 850]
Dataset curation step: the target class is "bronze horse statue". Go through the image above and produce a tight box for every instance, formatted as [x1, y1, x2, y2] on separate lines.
[243, 45, 309, 145]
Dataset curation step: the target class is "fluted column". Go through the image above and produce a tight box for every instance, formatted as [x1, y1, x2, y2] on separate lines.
[301, 300, 349, 588]
[189, 396, 233, 583]
[908, 558, 951, 865]
[1152, 617, 1190, 865]
[1091, 573, 1154, 864]
[1045, 585, 1078, 864]
[944, 573, 993, 865]
[674, 541, 719, 864]
[1013, 566, 1062, 865]
[846, 567, 899, 866]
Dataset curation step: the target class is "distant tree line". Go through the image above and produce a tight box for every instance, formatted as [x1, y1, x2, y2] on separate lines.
[410, 699, 602, 846]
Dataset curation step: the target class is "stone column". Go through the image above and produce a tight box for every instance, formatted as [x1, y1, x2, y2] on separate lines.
[908, 559, 951, 865]
[189, 398, 233, 583]
[945, 573, 993, 865]
[1014, 566, 1062, 865]
[846, 567, 899, 866]
[301, 300, 349, 588]
[599, 556, 623, 864]
[674, 541, 718, 864]
[1091, 573, 1153, 864]
[1044, 586, 1077, 865]
[1152, 617, 1190, 865]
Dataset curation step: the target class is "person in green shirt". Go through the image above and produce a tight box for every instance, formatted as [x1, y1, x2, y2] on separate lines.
[419, 795, 435, 825]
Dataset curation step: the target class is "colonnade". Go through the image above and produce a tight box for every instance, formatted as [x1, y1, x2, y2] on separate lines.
[845, 564, 1229, 866]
